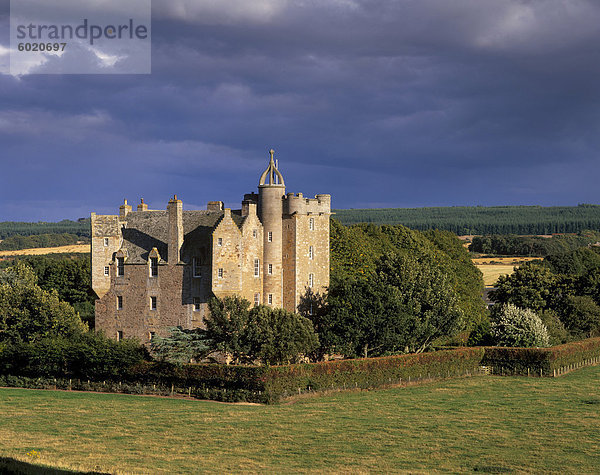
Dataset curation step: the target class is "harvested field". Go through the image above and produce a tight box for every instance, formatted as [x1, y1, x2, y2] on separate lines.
[0, 244, 90, 257]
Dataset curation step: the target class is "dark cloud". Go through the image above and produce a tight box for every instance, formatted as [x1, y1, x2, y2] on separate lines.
[1, 0, 600, 220]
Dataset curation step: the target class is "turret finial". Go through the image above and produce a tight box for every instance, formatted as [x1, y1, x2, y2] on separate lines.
[259, 148, 285, 187]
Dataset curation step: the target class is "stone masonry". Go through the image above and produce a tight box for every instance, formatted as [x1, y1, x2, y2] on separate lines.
[91, 151, 331, 343]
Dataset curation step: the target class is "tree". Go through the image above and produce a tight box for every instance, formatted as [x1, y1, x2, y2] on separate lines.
[246, 306, 318, 365]
[559, 296, 600, 339]
[205, 296, 252, 364]
[489, 263, 560, 312]
[0, 263, 87, 344]
[150, 327, 210, 364]
[321, 252, 464, 358]
[203, 296, 318, 365]
[490, 304, 549, 348]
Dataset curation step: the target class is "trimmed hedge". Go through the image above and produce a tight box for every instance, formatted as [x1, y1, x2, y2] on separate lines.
[261, 348, 485, 403]
[2, 340, 600, 403]
[482, 337, 600, 376]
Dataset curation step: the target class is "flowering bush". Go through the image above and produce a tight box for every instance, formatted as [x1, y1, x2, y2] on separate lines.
[491, 303, 549, 348]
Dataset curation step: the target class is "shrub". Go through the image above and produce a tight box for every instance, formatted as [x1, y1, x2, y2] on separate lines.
[491, 304, 549, 347]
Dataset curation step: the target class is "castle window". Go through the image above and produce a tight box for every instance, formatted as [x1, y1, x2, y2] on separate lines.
[104, 266, 109, 277]
[193, 297, 201, 311]
[268, 294, 273, 305]
[150, 257, 158, 277]
[268, 264, 273, 275]
[309, 273, 314, 288]
[254, 293, 260, 306]
[309, 246, 314, 260]
[149, 331, 155, 340]
[117, 296, 123, 310]
[253, 229, 257, 238]
[193, 258, 201, 278]
[117, 330, 123, 341]
[116, 257, 124, 276]
[268, 231, 272, 242]
[218, 268, 223, 279]
[254, 259, 260, 277]
[217, 237, 223, 246]
[104, 237, 109, 247]
[309, 218, 315, 231]
[150, 296, 157, 310]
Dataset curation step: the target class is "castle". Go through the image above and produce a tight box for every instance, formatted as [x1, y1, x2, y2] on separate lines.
[91, 151, 331, 342]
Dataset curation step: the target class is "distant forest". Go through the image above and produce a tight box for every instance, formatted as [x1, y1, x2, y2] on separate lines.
[333, 204, 600, 235]
[2, 205, 600, 240]
[0, 219, 90, 240]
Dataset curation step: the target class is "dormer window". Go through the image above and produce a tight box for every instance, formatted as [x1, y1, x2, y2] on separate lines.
[150, 257, 158, 277]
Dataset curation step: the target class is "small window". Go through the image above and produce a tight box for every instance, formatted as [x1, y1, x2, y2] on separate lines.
[217, 237, 223, 246]
[193, 297, 201, 311]
[309, 218, 315, 231]
[150, 296, 157, 310]
[309, 246, 314, 260]
[254, 293, 260, 306]
[253, 229, 257, 238]
[309, 273, 314, 288]
[150, 257, 158, 277]
[268, 231, 272, 242]
[149, 331, 155, 340]
[218, 268, 223, 279]
[117, 296, 123, 310]
[104, 266, 110, 277]
[116, 257, 124, 276]
[104, 237, 109, 247]
[254, 258, 260, 277]
[268, 294, 273, 305]
[268, 263, 273, 275]
[193, 258, 201, 278]
[116, 330, 123, 341]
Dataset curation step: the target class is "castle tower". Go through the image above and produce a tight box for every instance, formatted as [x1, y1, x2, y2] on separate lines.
[258, 149, 285, 307]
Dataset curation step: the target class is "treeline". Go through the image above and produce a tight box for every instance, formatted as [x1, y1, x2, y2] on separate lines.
[469, 231, 600, 257]
[0, 233, 89, 251]
[333, 204, 600, 235]
[0, 219, 90, 239]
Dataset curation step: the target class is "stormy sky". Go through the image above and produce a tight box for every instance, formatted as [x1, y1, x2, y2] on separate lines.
[1, 0, 599, 221]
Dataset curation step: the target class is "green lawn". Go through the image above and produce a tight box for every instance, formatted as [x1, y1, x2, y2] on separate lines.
[1, 366, 600, 474]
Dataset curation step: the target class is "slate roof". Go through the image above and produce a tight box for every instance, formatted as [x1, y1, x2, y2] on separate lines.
[121, 210, 245, 264]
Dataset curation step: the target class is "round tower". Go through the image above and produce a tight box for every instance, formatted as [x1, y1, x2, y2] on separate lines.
[258, 149, 285, 307]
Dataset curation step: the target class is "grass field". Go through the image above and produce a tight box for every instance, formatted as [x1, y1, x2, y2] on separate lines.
[1, 366, 600, 474]
[0, 244, 90, 257]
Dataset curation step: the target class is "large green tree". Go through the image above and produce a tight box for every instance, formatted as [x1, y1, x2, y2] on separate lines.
[0, 263, 87, 343]
[320, 252, 464, 358]
[203, 296, 318, 365]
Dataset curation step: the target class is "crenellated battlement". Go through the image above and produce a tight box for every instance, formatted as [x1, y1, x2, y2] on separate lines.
[283, 192, 331, 216]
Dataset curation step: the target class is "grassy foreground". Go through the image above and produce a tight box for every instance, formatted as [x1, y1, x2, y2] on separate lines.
[1, 367, 600, 474]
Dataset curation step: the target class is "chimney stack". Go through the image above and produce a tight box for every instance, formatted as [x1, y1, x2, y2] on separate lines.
[207, 201, 224, 211]
[119, 199, 132, 219]
[167, 195, 183, 265]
